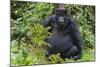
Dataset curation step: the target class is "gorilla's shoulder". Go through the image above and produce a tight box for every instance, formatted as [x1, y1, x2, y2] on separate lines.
[49, 15, 55, 18]
[69, 18, 77, 25]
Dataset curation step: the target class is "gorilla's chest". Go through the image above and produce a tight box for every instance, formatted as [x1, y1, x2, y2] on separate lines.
[49, 29, 73, 52]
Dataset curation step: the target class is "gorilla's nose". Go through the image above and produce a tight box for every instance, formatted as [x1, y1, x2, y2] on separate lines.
[58, 17, 64, 25]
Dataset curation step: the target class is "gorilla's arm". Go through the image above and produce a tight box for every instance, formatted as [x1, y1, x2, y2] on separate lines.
[41, 16, 52, 27]
[69, 20, 83, 59]
[42, 15, 56, 32]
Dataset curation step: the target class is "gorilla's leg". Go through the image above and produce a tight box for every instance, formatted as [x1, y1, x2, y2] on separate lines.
[45, 49, 53, 57]
[45, 48, 55, 61]
[60, 46, 79, 59]
[45, 47, 54, 57]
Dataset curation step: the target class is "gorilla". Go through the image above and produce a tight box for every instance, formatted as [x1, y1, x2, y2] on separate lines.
[42, 8, 83, 60]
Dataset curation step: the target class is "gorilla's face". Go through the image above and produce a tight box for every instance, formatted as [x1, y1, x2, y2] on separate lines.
[57, 15, 65, 25]
[55, 8, 69, 27]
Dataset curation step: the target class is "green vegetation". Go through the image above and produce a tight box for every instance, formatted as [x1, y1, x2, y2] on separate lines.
[11, 1, 95, 66]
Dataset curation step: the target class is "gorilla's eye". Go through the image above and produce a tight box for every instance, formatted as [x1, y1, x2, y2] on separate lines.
[58, 16, 64, 23]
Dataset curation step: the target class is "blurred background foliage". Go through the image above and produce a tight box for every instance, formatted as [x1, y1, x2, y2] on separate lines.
[11, 1, 95, 66]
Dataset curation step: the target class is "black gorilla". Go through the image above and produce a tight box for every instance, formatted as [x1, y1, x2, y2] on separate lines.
[42, 8, 83, 60]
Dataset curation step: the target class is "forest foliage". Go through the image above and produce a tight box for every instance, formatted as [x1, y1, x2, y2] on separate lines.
[11, 1, 95, 66]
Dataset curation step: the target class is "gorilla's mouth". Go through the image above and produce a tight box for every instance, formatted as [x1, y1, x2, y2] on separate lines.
[58, 20, 65, 25]
[59, 22, 64, 24]
[58, 22, 65, 28]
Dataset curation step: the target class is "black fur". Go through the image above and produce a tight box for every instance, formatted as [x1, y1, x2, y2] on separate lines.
[42, 9, 83, 60]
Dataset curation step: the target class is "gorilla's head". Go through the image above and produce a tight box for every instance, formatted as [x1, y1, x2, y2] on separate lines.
[55, 8, 69, 28]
